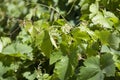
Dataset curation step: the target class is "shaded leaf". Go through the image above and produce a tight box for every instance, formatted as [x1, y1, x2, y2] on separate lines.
[108, 33, 120, 50]
[54, 56, 69, 80]
[23, 71, 37, 80]
[78, 53, 115, 80]
[95, 30, 110, 45]
[50, 51, 63, 65]
[41, 30, 53, 58]
[0, 40, 3, 53]
[100, 53, 115, 77]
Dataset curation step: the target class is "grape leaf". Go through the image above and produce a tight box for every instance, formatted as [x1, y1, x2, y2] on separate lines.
[41, 30, 53, 58]
[78, 53, 115, 80]
[23, 71, 37, 80]
[90, 3, 98, 14]
[0, 40, 3, 53]
[3, 43, 32, 54]
[91, 12, 112, 28]
[108, 32, 120, 50]
[95, 30, 110, 45]
[50, 51, 63, 65]
[2, 44, 16, 54]
[100, 53, 115, 77]
[54, 56, 69, 80]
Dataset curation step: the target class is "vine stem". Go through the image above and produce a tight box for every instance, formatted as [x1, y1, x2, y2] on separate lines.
[66, 0, 77, 15]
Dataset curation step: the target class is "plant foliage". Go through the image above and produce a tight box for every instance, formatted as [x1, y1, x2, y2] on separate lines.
[0, 0, 120, 80]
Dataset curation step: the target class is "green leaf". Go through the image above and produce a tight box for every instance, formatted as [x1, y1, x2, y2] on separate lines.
[78, 56, 102, 80]
[24, 20, 33, 33]
[95, 30, 110, 45]
[54, 19, 66, 26]
[24, 20, 37, 38]
[23, 71, 37, 80]
[0, 37, 11, 47]
[78, 67, 104, 80]
[2, 44, 16, 54]
[84, 56, 100, 68]
[103, 10, 119, 24]
[69, 42, 79, 67]
[108, 32, 120, 50]
[50, 35, 58, 49]
[0, 40, 3, 53]
[101, 45, 111, 53]
[3, 43, 32, 54]
[54, 56, 69, 80]
[100, 53, 115, 77]
[35, 30, 44, 47]
[91, 12, 112, 28]
[50, 51, 63, 65]
[78, 53, 115, 80]
[41, 30, 53, 58]
[90, 4, 98, 13]
[72, 28, 90, 42]
[0, 62, 8, 76]
[15, 43, 33, 54]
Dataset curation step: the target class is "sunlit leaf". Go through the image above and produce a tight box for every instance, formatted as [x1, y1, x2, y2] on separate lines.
[0, 37, 11, 47]
[103, 10, 119, 24]
[50, 35, 58, 49]
[90, 4, 98, 14]
[91, 12, 112, 28]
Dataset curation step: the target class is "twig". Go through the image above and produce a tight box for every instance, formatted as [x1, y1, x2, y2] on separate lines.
[66, 0, 76, 15]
